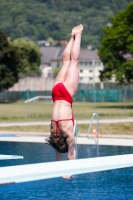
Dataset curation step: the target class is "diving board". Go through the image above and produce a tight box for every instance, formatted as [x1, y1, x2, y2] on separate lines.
[25, 96, 52, 103]
[0, 154, 23, 160]
[0, 154, 133, 185]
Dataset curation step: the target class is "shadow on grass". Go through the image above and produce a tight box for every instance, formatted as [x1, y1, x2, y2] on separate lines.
[97, 105, 133, 109]
[0, 101, 17, 104]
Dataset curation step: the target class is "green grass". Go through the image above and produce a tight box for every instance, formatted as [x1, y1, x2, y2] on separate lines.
[0, 123, 133, 135]
[0, 101, 52, 122]
[0, 101, 132, 122]
[0, 101, 133, 134]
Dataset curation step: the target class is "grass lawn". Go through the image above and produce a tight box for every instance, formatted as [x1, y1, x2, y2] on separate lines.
[0, 101, 133, 134]
[0, 122, 133, 135]
[0, 101, 133, 122]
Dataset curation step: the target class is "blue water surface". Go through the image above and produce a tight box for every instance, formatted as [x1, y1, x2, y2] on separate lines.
[0, 141, 133, 200]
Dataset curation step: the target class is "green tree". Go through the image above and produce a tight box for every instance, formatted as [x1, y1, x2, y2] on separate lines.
[13, 38, 41, 76]
[0, 31, 21, 91]
[0, 0, 132, 48]
[98, 2, 133, 84]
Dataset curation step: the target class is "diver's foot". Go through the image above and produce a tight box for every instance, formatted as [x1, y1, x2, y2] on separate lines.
[71, 24, 83, 37]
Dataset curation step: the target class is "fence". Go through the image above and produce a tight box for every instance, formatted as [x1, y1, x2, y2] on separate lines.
[74, 89, 120, 102]
[0, 76, 133, 102]
[0, 88, 133, 102]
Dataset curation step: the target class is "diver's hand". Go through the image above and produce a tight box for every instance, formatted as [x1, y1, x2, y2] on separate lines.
[62, 175, 71, 179]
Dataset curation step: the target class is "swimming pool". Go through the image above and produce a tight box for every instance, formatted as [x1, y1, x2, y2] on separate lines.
[0, 141, 133, 200]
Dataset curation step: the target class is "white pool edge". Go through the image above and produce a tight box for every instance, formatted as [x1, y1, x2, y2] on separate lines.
[0, 136, 133, 146]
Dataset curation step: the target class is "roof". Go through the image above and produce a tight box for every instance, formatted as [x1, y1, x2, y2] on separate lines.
[123, 53, 133, 60]
[79, 49, 100, 61]
[40, 46, 100, 64]
[54, 48, 100, 61]
[40, 47, 60, 64]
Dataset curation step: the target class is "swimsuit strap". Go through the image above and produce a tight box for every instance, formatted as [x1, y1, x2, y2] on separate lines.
[51, 116, 75, 136]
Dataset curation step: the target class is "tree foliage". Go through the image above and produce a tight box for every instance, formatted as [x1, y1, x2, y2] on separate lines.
[98, 2, 133, 84]
[0, 31, 21, 91]
[0, 0, 132, 48]
[13, 38, 41, 76]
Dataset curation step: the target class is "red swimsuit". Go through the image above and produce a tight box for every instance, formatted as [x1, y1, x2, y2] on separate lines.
[51, 83, 74, 135]
[52, 83, 73, 105]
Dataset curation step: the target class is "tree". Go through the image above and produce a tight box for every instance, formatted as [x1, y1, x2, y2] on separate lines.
[98, 2, 133, 84]
[13, 38, 41, 76]
[0, 0, 132, 48]
[0, 31, 21, 91]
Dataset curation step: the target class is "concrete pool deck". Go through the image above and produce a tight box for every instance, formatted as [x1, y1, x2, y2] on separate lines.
[0, 133, 133, 146]
[0, 117, 133, 146]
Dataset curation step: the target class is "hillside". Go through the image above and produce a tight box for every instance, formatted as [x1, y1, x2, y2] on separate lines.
[0, 0, 132, 47]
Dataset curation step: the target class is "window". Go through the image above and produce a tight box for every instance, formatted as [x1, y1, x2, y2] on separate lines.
[89, 70, 93, 73]
[89, 77, 93, 80]
[80, 69, 83, 73]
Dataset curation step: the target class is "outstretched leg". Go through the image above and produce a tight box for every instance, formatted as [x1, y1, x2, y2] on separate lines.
[54, 36, 74, 86]
[64, 24, 83, 97]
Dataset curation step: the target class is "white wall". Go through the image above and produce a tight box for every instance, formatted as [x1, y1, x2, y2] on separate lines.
[9, 77, 54, 91]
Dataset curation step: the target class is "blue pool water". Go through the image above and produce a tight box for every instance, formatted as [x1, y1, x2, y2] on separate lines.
[0, 141, 133, 200]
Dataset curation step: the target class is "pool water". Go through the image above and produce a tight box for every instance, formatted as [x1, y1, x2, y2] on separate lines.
[0, 141, 133, 200]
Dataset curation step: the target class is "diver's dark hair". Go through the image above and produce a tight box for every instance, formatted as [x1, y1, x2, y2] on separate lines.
[45, 136, 68, 153]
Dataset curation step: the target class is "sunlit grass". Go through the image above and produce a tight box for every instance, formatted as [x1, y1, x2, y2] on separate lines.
[0, 101, 133, 135]
[0, 101, 132, 122]
[0, 122, 133, 135]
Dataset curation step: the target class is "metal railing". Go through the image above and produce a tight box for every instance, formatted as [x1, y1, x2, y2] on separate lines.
[87, 113, 99, 156]
[25, 96, 52, 103]
[87, 112, 99, 144]
[73, 120, 78, 159]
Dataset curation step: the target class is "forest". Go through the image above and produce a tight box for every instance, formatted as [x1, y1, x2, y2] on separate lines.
[0, 0, 132, 48]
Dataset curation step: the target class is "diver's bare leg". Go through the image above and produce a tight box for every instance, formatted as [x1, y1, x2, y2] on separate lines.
[64, 24, 83, 97]
[54, 36, 74, 85]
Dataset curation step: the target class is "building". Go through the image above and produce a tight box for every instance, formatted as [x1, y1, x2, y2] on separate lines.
[50, 47, 104, 85]
[39, 46, 60, 78]
[9, 47, 104, 92]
